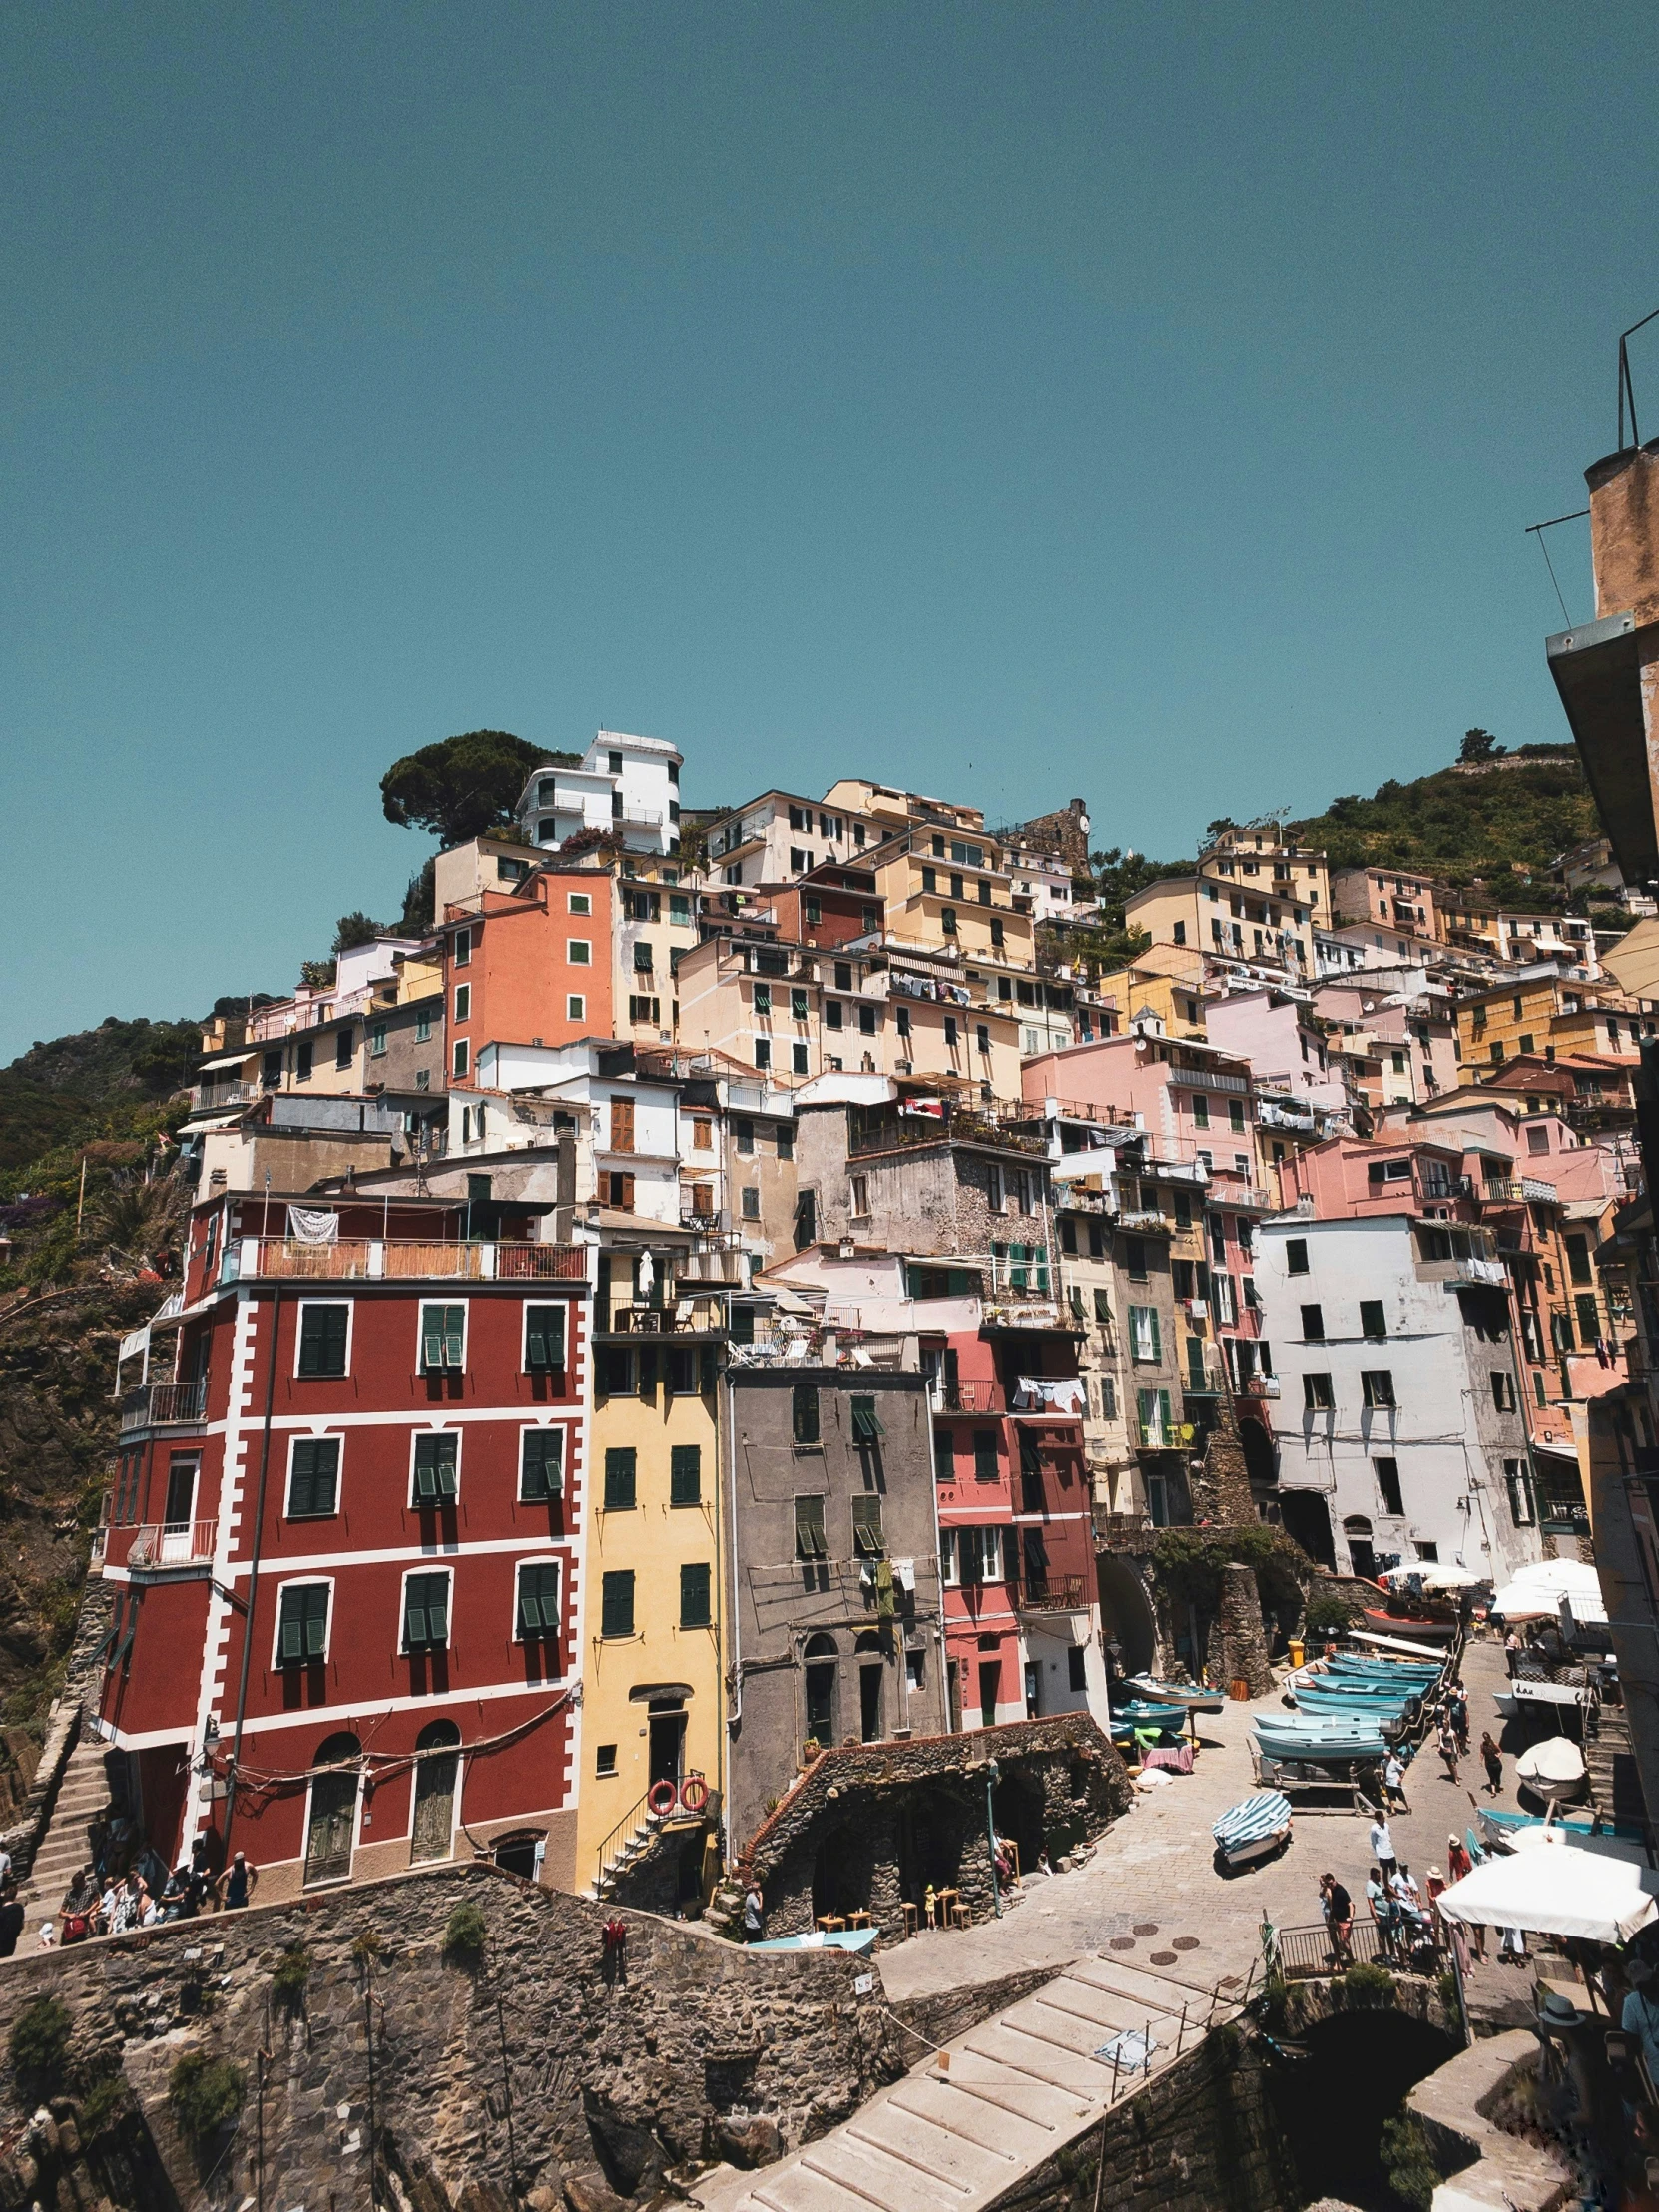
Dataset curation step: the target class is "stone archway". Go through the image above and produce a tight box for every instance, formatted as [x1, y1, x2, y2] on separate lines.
[1095, 1554, 1157, 1678]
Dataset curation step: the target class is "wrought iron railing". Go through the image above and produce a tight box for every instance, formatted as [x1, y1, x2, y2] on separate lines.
[119, 1520, 218, 1570]
[119, 1381, 208, 1431]
[1015, 1575, 1087, 1612]
[1271, 1916, 1445, 1981]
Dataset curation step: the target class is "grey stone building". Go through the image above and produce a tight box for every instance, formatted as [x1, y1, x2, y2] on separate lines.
[720, 1364, 948, 1853]
[796, 1092, 1056, 1265]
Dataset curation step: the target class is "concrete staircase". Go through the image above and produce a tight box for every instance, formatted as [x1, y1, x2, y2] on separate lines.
[18, 1740, 115, 1910]
[690, 1949, 1248, 2212]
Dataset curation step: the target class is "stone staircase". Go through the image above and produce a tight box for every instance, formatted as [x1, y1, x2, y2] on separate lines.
[689, 1948, 1248, 2212]
[1586, 1705, 1648, 1833]
[18, 1740, 115, 1910]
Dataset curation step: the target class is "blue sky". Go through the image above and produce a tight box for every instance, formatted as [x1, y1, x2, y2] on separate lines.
[4, 5, 1656, 1059]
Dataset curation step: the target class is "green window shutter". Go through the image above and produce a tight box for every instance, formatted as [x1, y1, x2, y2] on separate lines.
[795, 1494, 828, 1558]
[933, 1429, 955, 1480]
[421, 1307, 445, 1372]
[290, 1439, 340, 1516]
[521, 1429, 564, 1500]
[518, 1562, 560, 1635]
[1018, 1427, 1043, 1476]
[793, 1384, 821, 1444]
[299, 1303, 348, 1377]
[680, 1561, 712, 1628]
[973, 1429, 998, 1481]
[1069, 1285, 1085, 1320]
[1093, 1289, 1112, 1323]
[670, 1445, 702, 1505]
[413, 1434, 458, 1502]
[525, 1304, 566, 1372]
[278, 1584, 328, 1662]
[601, 1570, 635, 1637]
[1148, 1310, 1162, 1363]
[1159, 1390, 1173, 1430]
[849, 1395, 884, 1440]
[851, 1495, 884, 1556]
[405, 1572, 449, 1649]
[442, 1305, 465, 1368]
[603, 1448, 637, 1510]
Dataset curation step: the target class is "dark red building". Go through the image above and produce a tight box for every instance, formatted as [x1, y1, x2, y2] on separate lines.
[97, 1188, 589, 1899]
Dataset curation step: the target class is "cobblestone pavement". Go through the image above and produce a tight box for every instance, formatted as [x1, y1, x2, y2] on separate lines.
[880, 1631, 1527, 2006]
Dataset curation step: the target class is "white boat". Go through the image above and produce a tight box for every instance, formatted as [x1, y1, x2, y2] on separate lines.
[1515, 1735, 1588, 1800]
[1493, 1680, 1590, 1720]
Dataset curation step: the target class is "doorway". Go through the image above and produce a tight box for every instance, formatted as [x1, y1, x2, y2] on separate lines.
[804, 1632, 838, 1746]
[648, 1702, 685, 1790]
[977, 1658, 1002, 1727]
[160, 1453, 200, 1563]
[1024, 1662, 1041, 1719]
[1343, 1515, 1377, 1582]
[859, 1667, 882, 1742]
[303, 1732, 361, 1887]
[410, 1720, 461, 1863]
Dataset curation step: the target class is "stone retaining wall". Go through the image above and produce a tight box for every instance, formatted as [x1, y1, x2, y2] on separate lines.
[0, 1860, 901, 2210]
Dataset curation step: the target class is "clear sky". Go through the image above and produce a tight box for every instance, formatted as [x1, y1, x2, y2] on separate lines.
[4, 5, 1656, 1059]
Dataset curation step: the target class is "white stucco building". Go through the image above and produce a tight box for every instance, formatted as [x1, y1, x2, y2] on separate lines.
[517, 730, 683, 857]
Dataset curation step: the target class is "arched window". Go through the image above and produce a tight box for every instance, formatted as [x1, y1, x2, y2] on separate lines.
[411, 1720, 461, 1865]
[804, 1634, 838, 1743]
[304, 1732, 361, 1887]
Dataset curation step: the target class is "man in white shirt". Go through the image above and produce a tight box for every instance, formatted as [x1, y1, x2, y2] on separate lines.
[1382, 1751, 1407, 1811]
[1369, 1815, 1397, 1883]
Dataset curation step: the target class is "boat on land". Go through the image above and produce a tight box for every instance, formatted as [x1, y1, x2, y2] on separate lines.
[1213, 1791, 1293, 1868]
[1109, 1699, 1189, 1733]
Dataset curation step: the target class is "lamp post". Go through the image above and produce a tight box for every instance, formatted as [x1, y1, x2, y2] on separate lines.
[985, 1757, 1002, 1918]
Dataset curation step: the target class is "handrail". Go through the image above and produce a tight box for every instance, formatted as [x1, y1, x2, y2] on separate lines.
[233, 1239, 587, 1283]
[120, 1519, 218, 1570]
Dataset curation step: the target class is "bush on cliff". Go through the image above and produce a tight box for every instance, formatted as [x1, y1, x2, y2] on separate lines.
[10, 1995, 72, 2099]
[168, 2051, 245, 2140]
[443, 1899, 489, 1963]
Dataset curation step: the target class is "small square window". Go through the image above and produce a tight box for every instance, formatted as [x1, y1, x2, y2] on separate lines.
[567, 939, 591, 965]
[569, 892, 592, 915]
[567, 995, 585, 1021]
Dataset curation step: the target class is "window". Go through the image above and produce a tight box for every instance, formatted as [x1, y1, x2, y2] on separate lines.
[567, 995, 585, 1022]
[1565, 1233, 1592, 1287]
[1125, 1236, 1148, 1282]
[987, 1164, 1004, 1212]
[933, 1429, 956, 1480]
[567, 939, 591, 966]
[517, 1561, 561, 1640]
[1301, 1304, 1325, 1342]
[568, 892, 591, 915]
[792, 1042, 809, 1074]
[973, 1429, 998, 1481]
[680, 1562, 713, 1628]
[941, 907, 957, 935]
[990, 917, 1004, 948]
[793, 1384, 821, 1444]
[412, 1433, 459, 1504]
[1229, 1099, 1245, 1133]
[1361, 1370, 1395, 1409]
[1172, 919, 1187, 946]
[1490, 1370, 1516, 1412]
[335, 1027, 354, 1070]
[603, 1447, 637, 1510]
[755, 1039, 771, 1070]
[851, 1495, 884, 1556]
[370, 1021, 387, 1058]
[1303, 1373, 1334, 1409]
[791, 986, 809, 1021]
[977, 1023, 991, 1054]
[826, 1000, 844, 1031]
[795, 1494, 828, 1558]
[1575, 1292, 1600, 1344]
[1094, 1288, 1113, 1325]
[1129, 1306, 1161, 1362]
[850, 1394, 884, 1442]
[297, 1301, 350, 1377]
[1360, 1300, 1387, 1341]
[294, 1039, 314, 1083]
[454, 928, 472, 967]
[287, 1439, 340, 1518]
[1527, 1125, 1549, 1154]
[741, 1185, 761, 1220]
[600, 1570, 636, 1637]
[1067, 1645, 1088, 1692]
[944, 1526, 1002, 1586]
[419, 1303, 465, 1373]
[1192, 1095, 1210, 1129]
[452, 1039, 470, 1081]
[1375, 1456, 1403, 1515]
[735, 1117, 755, 1155]
[1504, 1460, 1536, 1526]
[1174, 1191, 1192, 1230]
[670, 1444, 702, 1505]
[1286, 1238, 1309, 1275]
[276, 1583, 329, 1664]
[850, 1174, 869, 1218]
[858, 1003, 877, 1037]
[524, 1304, 566, 1373]
[453, 984, 471, 1023]
[415, 1008, 432, 1044]
[520, 1429, 564, 1501]
[692, 1115, 713, 1152]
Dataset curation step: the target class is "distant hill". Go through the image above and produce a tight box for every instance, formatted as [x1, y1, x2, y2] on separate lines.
[0, 1016, 204, 1179]
[1284, 745, 1597, 905]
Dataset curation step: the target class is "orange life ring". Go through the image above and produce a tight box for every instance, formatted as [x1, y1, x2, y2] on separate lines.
[678, 1775, 709, 1814]
[647, 1780, 677, 1816]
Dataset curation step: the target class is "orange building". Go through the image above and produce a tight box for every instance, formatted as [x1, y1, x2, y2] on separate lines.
[439, 864, 616, 1081]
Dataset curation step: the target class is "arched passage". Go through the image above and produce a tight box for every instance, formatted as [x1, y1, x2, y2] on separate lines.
[1095, 1555, 1156, 1677]
[1266, 2007, 1458, 2205]
[1279, 1490, 1336, 1569]
[1240, 1417, 1277, 1489]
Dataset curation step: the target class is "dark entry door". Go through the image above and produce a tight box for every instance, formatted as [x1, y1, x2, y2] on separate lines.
[977, 1659, 1001, 1727]
[649, 1711, 685, 1788]
[859, 1665, 882, 1742]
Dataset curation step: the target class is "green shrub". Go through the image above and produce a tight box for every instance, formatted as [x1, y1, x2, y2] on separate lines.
[1342, 1960, 1395, 2007]
[168, 2052, 245, 2140]
[1304, 1590, 1358, 1635]
[10, 1996, 72, 2099]
[443, 1900, 488, 1962]
[1381, 2112, 1440, 2210]
[1437, 1968, 1460, 2016]
[79, 2071, 128, 2138]
[270, 1946, 310, 2004]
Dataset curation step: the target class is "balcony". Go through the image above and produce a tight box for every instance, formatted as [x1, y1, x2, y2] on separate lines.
[1117, 1209, 1167, 1233]
[1209, 1184, 1279, 1212]
[848, 1111, 1048, 1159]
[112, 1521, 217, 1573]
[1015, 1575, 1088, 1614]
[603, 1299, 728, 1337]
[192, 1082, 260, 1112]
[120, 1381, 208, 1432]
[933, 1380, 1005, 1414]
[230, 1239, 587, 1283]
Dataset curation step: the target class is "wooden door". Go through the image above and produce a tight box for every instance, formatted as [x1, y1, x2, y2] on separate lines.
[410, 1729, 460, 1863]
[610, 1098, 635, 1154]
[304, 1770, 358, 1885]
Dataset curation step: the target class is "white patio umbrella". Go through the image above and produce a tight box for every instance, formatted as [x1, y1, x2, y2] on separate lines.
[1491, 1559, 1606, 1622]
[1379, 1564, 1484, 1593]
[1437, 1845, 1658, 1945]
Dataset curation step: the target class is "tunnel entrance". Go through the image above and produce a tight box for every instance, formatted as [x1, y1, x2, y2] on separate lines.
[1266, 2008, 1458, 2208]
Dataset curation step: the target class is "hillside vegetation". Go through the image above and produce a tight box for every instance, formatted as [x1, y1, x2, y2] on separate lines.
[1284, 745, 1597, 904]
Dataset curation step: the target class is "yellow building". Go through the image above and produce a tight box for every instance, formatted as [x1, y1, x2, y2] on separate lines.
[1094, 945, 1209, 1039]
[575, 1240, 728, 1905]
[1455, 974, 1650, 1070]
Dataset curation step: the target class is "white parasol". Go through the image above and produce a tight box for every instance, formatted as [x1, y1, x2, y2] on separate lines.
[1437, 1845, 1658, 1944]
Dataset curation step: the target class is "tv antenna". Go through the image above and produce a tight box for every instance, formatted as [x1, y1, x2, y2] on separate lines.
[1618, 305, 1659, 451]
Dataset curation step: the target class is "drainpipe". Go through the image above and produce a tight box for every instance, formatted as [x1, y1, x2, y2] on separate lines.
[224, 1282, 280, 1861]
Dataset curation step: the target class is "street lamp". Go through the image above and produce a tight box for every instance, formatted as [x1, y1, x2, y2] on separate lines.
[985, 1757, 1002, 1918]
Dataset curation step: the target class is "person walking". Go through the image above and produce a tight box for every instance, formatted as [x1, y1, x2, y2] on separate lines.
[1369, 1811, 1398, 1887]
[1320, 1873, 1354, 1967]
[1437, 1719, 1460, 1786]
[742, 1881, 765, 1943]
[1450, 1685, 1470, 1757]
[1383, 1749, 1409, 1814]
[1447, 1832, 1473, 1882]
[1424, 1864, 1448, 1941]
[1481, 1733, 1504, 1797]
[0, 1885, 23, 1960]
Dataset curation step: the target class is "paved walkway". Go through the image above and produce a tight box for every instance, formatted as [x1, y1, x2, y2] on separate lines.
[881, 1633, 1525, 2007]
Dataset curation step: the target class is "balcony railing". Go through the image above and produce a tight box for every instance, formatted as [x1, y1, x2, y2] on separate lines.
[605, 1299, 727, 1336]
[849, 1113, 1048, 1159]
[120, 1381, 208, 1432]
[1015, 1574, 1087, 1613]
[115, 1520, 218, 1571]
[230, 1239, 587, 1283]
[1118, 1209, 1167, 1232]
[934, 1379, 1005, 1414]
[192, 1082, 260, 1111]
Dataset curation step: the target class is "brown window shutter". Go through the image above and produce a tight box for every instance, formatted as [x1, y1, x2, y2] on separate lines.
[621, 1174, 635, 1213]
[611, 1099, 635, 1153]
